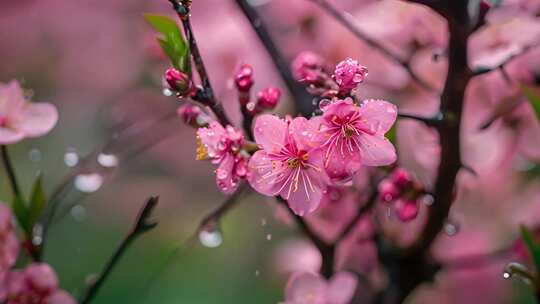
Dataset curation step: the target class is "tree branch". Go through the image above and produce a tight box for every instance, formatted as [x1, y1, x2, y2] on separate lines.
[309, 0, 437, 93]
[80, 196, 159, 304]
[398, 112, 443, 128]
[235, 0, 315, 116]
[1, 145, 21, 198]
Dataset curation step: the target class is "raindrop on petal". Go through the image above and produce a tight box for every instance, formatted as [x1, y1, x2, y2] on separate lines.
[319, 99, 332, 111]
[74, 173, 103, 193]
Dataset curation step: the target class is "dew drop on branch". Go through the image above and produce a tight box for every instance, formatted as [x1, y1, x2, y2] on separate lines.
[199, 229, 223, 248]
[162, 88, 173, 96]
[64, 149, 79, 167]
[74, 173, 103, 193]
[444, 220, 460, 236]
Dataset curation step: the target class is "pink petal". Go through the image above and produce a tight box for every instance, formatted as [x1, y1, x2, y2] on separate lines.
[49, 291, 77, 304]
[0, 127, 24, 145]
[247, 150, 287, 196]
[322, 98, 357, 121]
[289, 116, 321, 151]
[13, 103, 58, 138]
[282, 169, 325, 216]
[197, 121, 226, 157]
[358, 99, 397, 135]
[215, 153, 239, 194]
[327, 271, 358, 304]
[24, 263, 59, 292]
[323, 147, 362, 184]
[0, 80, 25, 116]
[358, 135, 397, 166]
[253, 114, 287, 153]
[285, 272, 326, 304]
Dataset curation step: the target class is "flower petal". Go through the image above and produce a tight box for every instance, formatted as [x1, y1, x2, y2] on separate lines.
[358, 134, 396, 166]
[49, 291, 77, 304]
[282, 168, 325, 216]
[197, 121, 227, 157]
[215, 153, 240, 194]
[0, 80, 25, 116]
[0, 127, 24, 145]
[253, 114, 287, 153]
[327, 271, 358, 304]
[285, 272, 326, 303]
[13, 103, 58, 138]
[247, 150, 287, 196]
[290, 116, 322, 151]
[358, 99, 397, 135]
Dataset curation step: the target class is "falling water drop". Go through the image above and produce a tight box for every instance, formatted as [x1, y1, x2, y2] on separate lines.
[28, 149, 42, 162]
[266, 234, 272, 241]
[162, 88, 173, 96]
[503, 272, 511, 279]
[261, 218, 267, 226]
[64, 149, 79, 167]
[199, 229, 223, 248]
[74, 173, 103, 193]
[444, 220, 459, 236]
[254, 269, 260, 277]
[97, 153, 119, 168]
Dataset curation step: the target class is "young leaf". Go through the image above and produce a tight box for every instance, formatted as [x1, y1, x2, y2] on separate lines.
[12, 196, 30, 234]
[144, 14, 181, 37]
[520, 225, 540, 275]
[28, 174, 47, 227]
[144, 14, 190, 72]
[521, 84, 540, 122]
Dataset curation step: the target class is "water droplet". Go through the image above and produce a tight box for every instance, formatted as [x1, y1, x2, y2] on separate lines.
[266, 234, 272, 241]
[421, 194, 434, 206]
[64, 149, 79, 167]
[246, 102, 256, 112]
[32, 235, 42, 246]
[97, 153, 118, 168]
[261, 218, 267, 226]
[199, 229, 223, 248]
[71, 205, 87, 222]
[504, 262, 533, 284]
[162, 88, 173, 96]
[319, 99, 332, 111]
[444, 220, 459, 236]
[74, 173, 103, 193]
[28, 149, 41, 162]
[503, 272, 511, 279]
[254, 269, 260, 276]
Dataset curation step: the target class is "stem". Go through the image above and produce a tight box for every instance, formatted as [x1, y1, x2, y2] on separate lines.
[235, 0, 315, 116]
[309, 0, 437, 93]
[198, 183, 248, 232]
[80, 196, 159, 304]
[169, 0, 231, 126]
[397, 112, 442, 128]
[1, 145, 21, 198]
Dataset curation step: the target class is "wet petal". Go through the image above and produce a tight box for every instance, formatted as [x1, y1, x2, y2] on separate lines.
[13, 103, 58, 138]
[0, 127, 24, 145]
[282, 168, 325, 216]
[197, 121, 227, 157]
[215, 153, 239, 194]
[290, 116, 322, 151]
[358, 135, 397, 166]
[253, 114, 287, 153]
[248, 151, 288, 196]
[285, 272, 326, 304]
[327, 271, 358, 304]
[358, 99, 397, 135]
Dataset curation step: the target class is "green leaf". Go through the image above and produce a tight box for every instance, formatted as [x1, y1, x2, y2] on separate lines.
[521, 84, 540, 122]
[386, 123, 397, 145]
[28, 174, 47, 227]
[520, 225, 540, 274]
[144, 14, 190, 72]
[12, 196, 30, 234]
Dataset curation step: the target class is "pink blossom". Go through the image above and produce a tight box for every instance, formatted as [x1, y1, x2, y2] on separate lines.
[234, 64, 254, 93]
[164, 68, 193, 96]
[0, 80, 58, 145]
[257, 87, 281, 110]
[283, 271, 357, 304]
[394, 198, 420, 222]
[0, 204, 18, 302]
[316, 98, 397, 182]
[248, 115, 328, 216]
[292, 51, 326, 84]
[197, 122, 248, 194]
[4, 263, 75, 304]
[334, 58, 368, 92]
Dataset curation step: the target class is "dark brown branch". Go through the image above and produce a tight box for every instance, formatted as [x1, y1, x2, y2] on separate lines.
[235, 0, 315, 116]
[197, 183, 248, 233]
[398, 112, 443, 128]
[80, 196, 159, 304]
[1, 145, 21, 198]
[310, 0, 437, 93]
[168, 0, 231, 126]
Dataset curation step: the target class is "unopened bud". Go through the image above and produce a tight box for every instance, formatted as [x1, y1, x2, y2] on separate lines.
[165, 68, 193, 95]
[177, 104, 206, 127]
[391, 167, 412, 189]
[257, 87, 281, 110]
[334, 58, 368, 91]
[235, 64, 254, 92]
[394, 199, 419, 222]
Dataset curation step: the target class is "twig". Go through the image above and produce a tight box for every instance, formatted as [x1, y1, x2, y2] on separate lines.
[1, 145, 21, 198]
[276, 196, 335, 278]
[80, 196, 159, 304]
[398, 112, 443, 128]
[197, 183, 248, 233]
[168, 0, 231, 126]
[472, 42, 540, 77]
[235, 0, 316, 116]
[309, 0, 437, 93]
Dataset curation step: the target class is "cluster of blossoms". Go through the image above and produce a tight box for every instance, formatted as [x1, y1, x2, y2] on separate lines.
[378, 167, 426, 221]
[234, 64, 281, 114]
[0, 205, 75, 304]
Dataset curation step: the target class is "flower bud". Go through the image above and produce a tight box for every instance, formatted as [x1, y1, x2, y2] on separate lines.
[165, 68, 193, 95]
[292, 51, 324, 82]
[257, 87, 281, 110]
[378, 180, 400, 203]
[235, 64, 254, 92]
[334, 58, 368, 91]
[177, 104, 207, 127]
[391, 168, 412, 189]
[394, 199, 419, 222]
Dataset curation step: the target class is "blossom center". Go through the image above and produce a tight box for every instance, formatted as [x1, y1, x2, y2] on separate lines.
[286, 150, 309, 168]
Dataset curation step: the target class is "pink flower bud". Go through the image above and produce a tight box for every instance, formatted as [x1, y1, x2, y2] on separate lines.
[394, 199, 419, 222]
[292, 51, 325, 82]
[177, 104, 207, 127]
[391, 167, 412, 189]
[378, 179, 400, 203]
[334, 58, 368, 91]
[235, 64, 254, 92]
[257, 87, 281, 110]
[165, 68, 193, 95]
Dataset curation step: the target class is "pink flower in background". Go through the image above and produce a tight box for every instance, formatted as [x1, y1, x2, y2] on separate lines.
[0, 204, 18, 302]
[248, 115, 328, 216]
[377, 167, 425, 222]
[333, 58, 368, 92]
[3, 263, 75, 304]
[197, 122, 248, 194]
[0, 80, 58, 145]
[316, 98, 397, 182]
[282, 271, 357, 304]
[292, 51, 326, 84]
